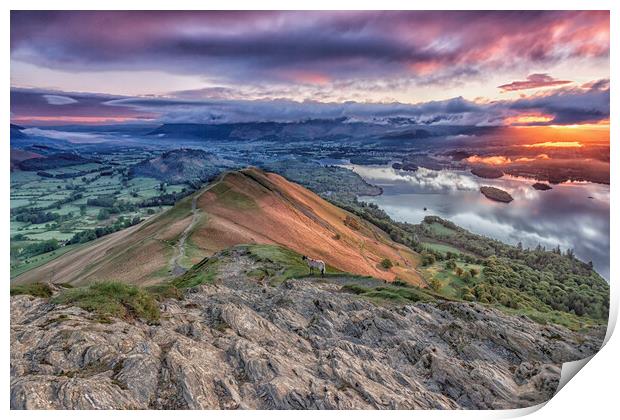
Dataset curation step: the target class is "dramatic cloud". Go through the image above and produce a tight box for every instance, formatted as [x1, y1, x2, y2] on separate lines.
[10, 79, 610, 127]
[11, 11, 609, 88]
[498, 74, 572, 92]
[10, 11, 609, 126]
[506, 81, 609, 125]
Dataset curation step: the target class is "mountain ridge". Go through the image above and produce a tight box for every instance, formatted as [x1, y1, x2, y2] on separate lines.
[13, 168, 422, 286]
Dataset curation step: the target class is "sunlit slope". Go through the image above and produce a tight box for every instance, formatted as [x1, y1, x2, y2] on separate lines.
[13, 168, 422, 286]
[12, 194, 196, 286]
[188, 168, 421, 283]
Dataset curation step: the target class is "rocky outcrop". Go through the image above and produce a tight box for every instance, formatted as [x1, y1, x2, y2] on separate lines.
[10, 253, 603, 410]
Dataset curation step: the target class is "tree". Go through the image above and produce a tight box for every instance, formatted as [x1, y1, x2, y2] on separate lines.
[380, 258, 393, 269]
[421, 252, 436, 266]
[21, 239, 59, 258]
[97, 209, 110, 220]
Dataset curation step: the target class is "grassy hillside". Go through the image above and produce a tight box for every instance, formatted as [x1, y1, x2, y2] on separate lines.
[13, 168, 422, 286]
[328, 199, 609, 330]
[185, 168, 421, 283]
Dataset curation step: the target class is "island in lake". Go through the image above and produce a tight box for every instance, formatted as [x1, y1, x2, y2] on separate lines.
[471, 166, 504, 179]
[392, 162, 418, 171]
[480, 186, 514, 203]
[532, 182, 553, 191]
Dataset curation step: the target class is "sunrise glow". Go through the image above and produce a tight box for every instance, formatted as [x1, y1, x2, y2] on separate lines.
[523, 141, 584, 148]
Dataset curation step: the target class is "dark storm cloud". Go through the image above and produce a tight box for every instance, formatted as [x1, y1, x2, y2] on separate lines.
[104, 95, 492, 124]
[10, 11, 609, 85]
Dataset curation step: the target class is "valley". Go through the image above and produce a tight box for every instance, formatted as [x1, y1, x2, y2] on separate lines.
[12, 168, 421, 286]
[8, 121, 611, 411]
[10, 122, 610, 332]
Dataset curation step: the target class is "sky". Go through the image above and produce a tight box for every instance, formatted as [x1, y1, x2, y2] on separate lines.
[10, 11, 610, 129]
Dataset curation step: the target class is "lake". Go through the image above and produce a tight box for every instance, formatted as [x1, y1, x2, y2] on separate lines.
[346, 165, 610, 281]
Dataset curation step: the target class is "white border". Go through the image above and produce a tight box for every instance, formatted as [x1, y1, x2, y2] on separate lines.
[3, 1, 617, 419]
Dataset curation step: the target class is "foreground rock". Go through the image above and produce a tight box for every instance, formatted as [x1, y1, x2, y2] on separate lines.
[11, 253, 603, 410]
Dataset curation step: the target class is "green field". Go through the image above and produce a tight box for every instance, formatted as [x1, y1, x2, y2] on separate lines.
[421, 242, 464, 255]
[10, 149, 193, 278]
[426, 221, 457, 237]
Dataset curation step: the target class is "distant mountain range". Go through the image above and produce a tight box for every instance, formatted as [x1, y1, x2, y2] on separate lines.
[145, 120, 503, 142]
[147, 119, 386, 141]
[11, 120, 507, 147]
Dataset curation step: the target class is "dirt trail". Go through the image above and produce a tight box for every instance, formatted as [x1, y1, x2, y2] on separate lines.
[170, 194, 200, 276]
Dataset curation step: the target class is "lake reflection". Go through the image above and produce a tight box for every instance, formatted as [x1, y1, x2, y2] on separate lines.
[347, 165, 610, 281]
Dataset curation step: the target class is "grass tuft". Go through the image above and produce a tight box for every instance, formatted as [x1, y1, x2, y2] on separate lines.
[52, 281, 160, 323]
[172, 258, 221, 288]
[146, 283, 184, 301]
[341, 283, 436, 304]
[10, 282, 54, 298]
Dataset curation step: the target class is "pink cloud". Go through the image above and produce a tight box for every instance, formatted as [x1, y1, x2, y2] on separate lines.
[498, 74, 572, 92]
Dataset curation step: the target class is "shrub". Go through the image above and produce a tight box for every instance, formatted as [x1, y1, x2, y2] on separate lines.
[462, 293, 476, 301]
[428, 278, 442, 292]
[421, 252, 436, 266]
[380, 258, 393, 269]
[341, 284, 369, 295]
